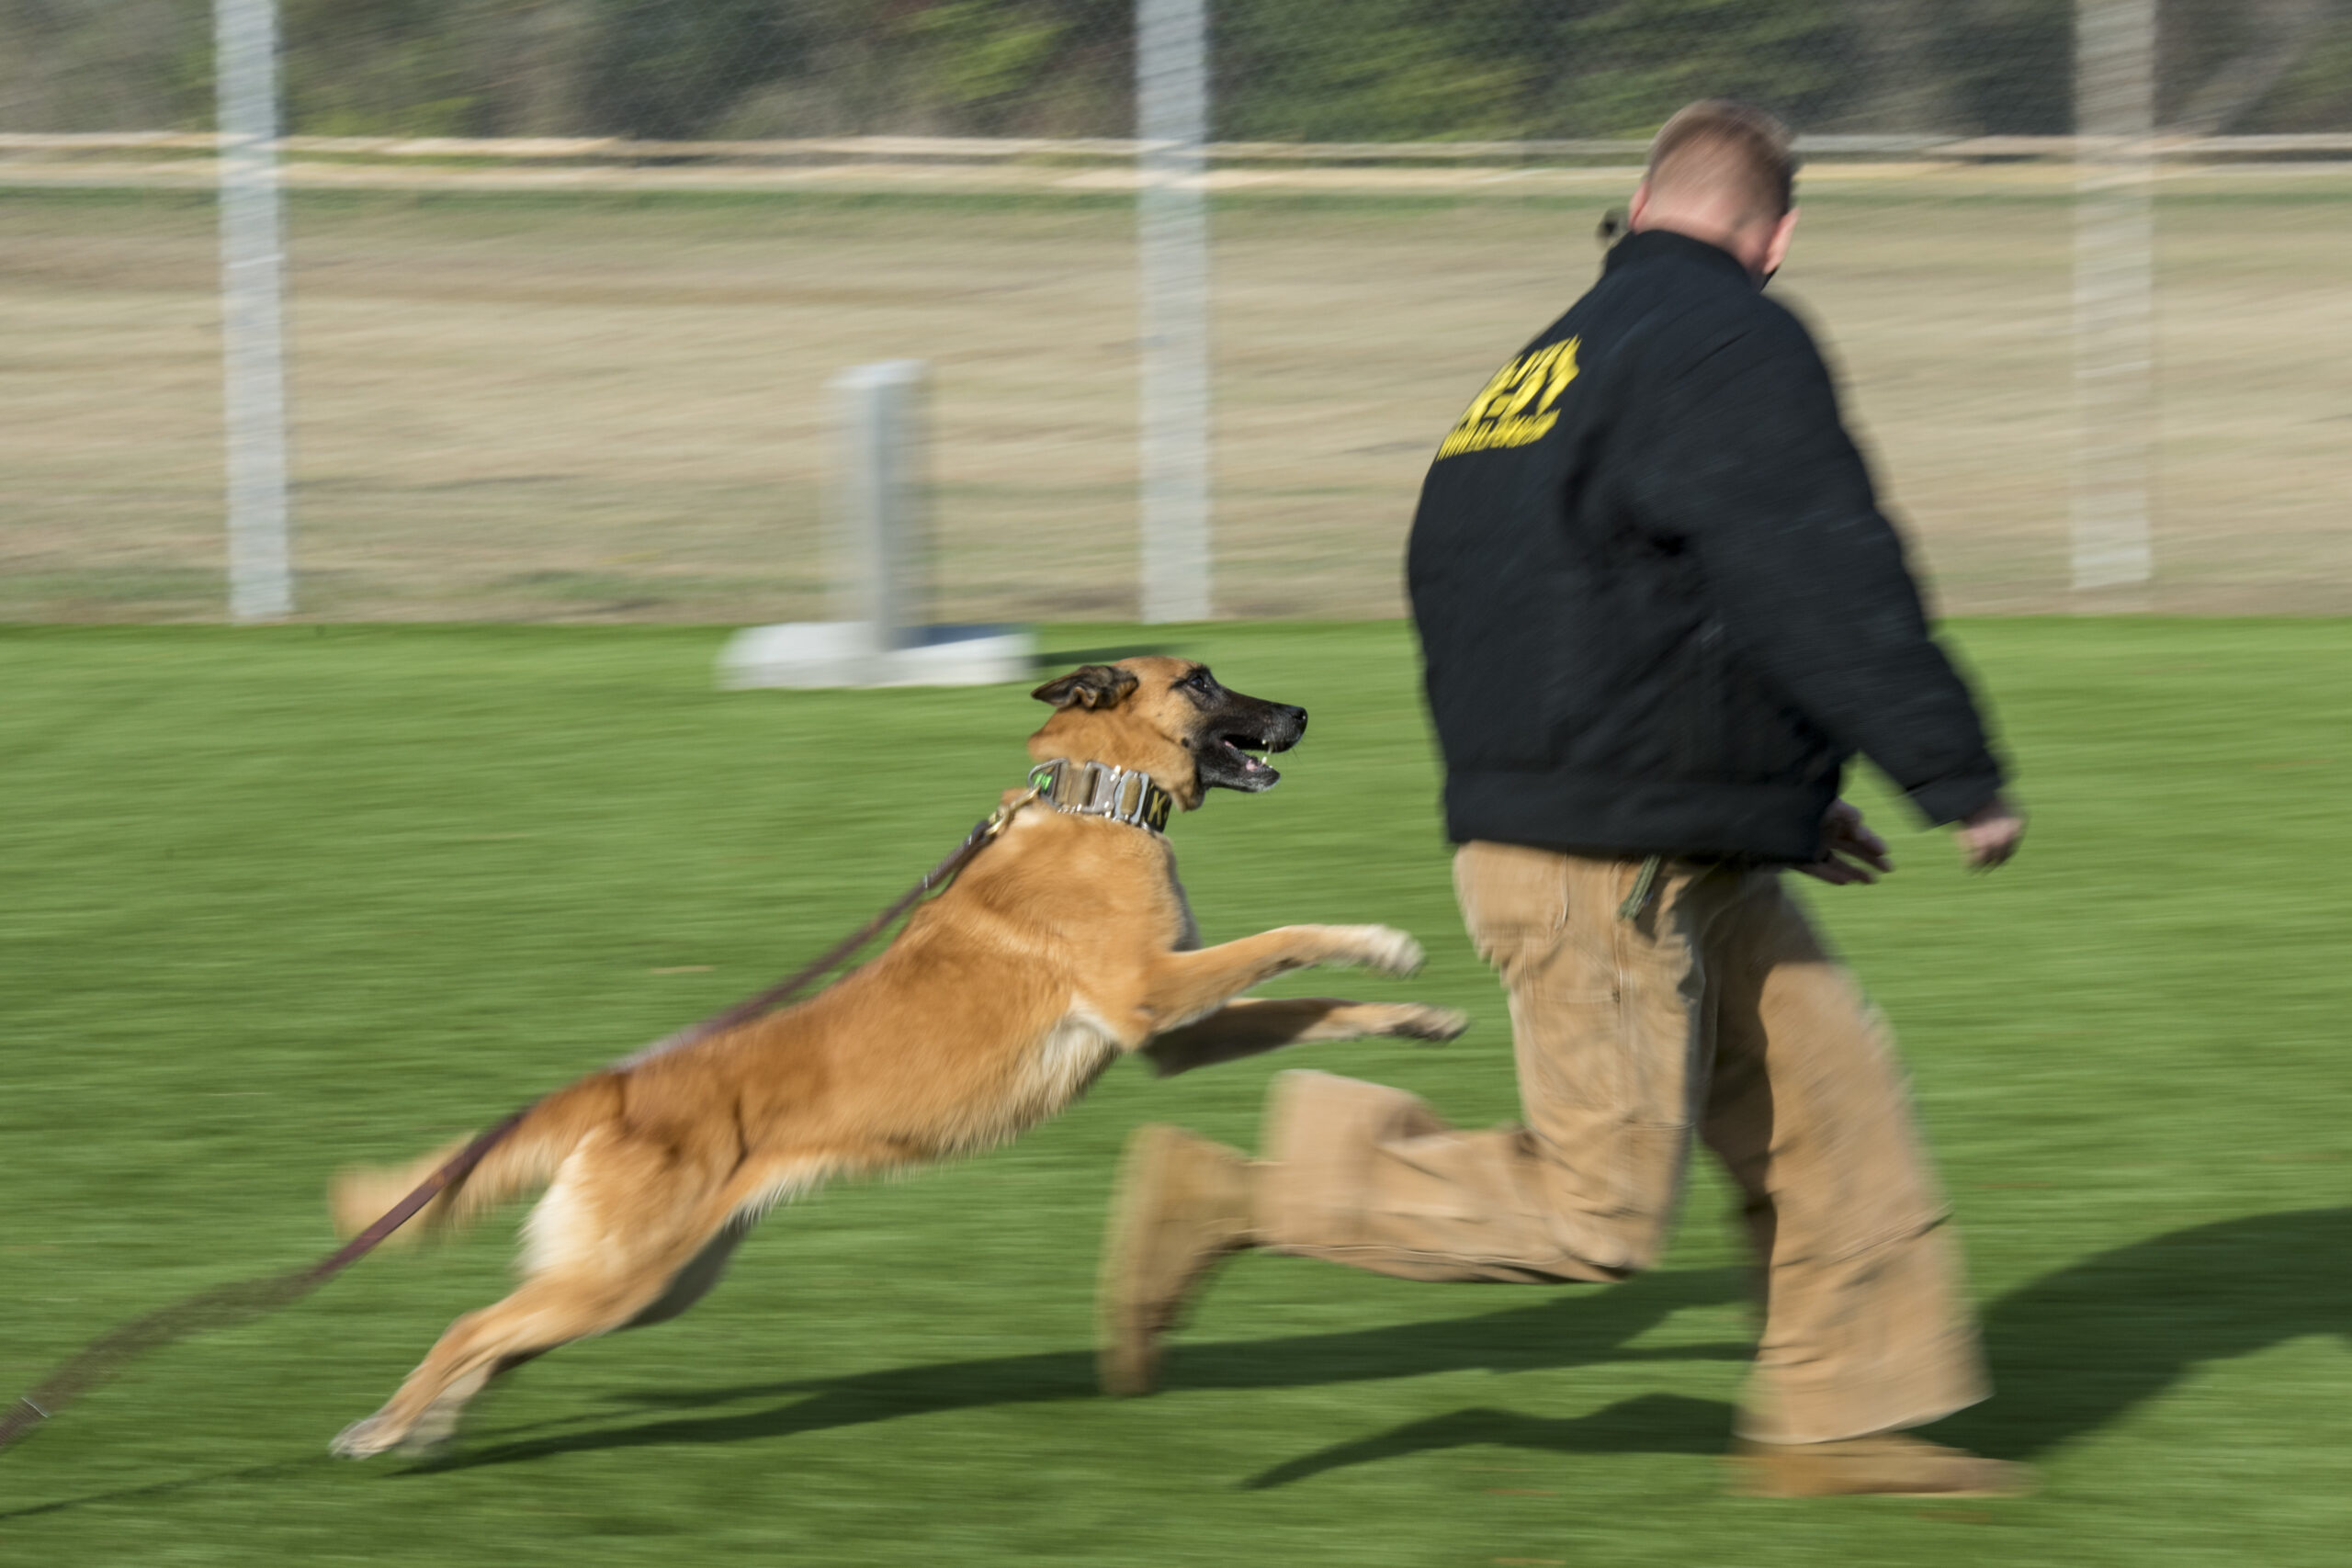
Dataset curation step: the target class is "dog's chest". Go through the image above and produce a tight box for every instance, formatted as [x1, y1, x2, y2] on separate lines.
[1167, 865, 1201, 952]
[1001, 1008, 1123, 1131]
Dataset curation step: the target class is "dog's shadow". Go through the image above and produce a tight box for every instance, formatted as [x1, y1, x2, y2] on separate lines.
[419, 1207, 2350, 1481]
[413, 1264, 1749, 1473]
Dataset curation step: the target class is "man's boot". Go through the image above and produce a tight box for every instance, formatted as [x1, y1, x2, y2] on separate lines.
[1724, 1432, 2036, 1498]
[1097, 1124, 1255, 1396]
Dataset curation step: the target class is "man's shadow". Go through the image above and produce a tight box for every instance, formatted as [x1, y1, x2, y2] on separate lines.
[1240, 1206, 2350, 1485]
[1939, 1204, 2348, 1461]
[409, 1208, 2345, 1483]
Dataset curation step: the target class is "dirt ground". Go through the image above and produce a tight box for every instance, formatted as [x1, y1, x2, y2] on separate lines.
[3, 173, 2347, 622]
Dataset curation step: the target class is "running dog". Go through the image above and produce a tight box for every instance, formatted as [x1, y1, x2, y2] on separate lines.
[327, 657, 1466, 1457]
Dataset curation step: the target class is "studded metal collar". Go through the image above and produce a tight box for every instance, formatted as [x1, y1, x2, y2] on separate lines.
[1025, 758, 1175, 835]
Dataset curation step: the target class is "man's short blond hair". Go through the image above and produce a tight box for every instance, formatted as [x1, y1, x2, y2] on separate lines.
[1645, 99, 1798, 223]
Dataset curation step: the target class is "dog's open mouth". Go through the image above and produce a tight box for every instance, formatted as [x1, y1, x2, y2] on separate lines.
[1214, 729, 1292, 786]
[1187, 687, 1306, 795]
[1219, 738, 1273, 780]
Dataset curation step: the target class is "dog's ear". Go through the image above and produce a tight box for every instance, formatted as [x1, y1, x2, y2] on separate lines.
[1031, 664, 1138, 711]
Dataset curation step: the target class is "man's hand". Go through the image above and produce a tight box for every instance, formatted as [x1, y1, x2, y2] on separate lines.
[1954, 794, 2026, 872]
[1794, 799, 1893, 886]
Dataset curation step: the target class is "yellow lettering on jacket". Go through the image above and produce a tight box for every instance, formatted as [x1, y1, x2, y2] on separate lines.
[1435, 337, 1581, 460]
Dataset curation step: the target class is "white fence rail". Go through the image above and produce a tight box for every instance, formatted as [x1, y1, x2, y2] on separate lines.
[11, 131, 2352, 162]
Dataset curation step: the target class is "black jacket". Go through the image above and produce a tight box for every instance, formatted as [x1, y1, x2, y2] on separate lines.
[1407, 229, 2004, 863]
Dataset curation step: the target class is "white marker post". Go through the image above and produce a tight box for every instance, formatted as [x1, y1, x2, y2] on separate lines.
[215, 0, 293, 622]
[831, 358, 933, 659]
[2072, 0, 2157, 598]
[1136, 0, 1212, 623]
[717, 361, 1034, 689]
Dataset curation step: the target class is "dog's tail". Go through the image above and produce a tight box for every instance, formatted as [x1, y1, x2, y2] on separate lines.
[328, 1074, 622, 1245]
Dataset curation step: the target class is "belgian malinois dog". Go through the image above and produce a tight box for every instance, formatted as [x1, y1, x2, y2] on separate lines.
[328, 657, 1464, 1456]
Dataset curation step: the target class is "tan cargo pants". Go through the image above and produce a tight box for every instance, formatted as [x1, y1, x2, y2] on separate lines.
[1252, 841, 1988, 1443]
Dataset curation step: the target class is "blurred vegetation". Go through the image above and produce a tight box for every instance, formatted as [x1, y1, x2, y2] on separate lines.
[0, 0, 2347, 139]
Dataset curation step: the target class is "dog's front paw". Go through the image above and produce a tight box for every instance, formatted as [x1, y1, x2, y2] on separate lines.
[1331, 925, 1424, 977]
[1390, 1004, 1469, 1042]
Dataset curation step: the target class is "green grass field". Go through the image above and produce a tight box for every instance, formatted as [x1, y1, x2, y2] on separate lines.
[2, 619, 2346, 1566]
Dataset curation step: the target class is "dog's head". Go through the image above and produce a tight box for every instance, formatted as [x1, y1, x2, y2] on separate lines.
[1027, 658, 1307, 810]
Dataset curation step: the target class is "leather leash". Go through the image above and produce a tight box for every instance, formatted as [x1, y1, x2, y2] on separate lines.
[0, 793, 1035, 1457]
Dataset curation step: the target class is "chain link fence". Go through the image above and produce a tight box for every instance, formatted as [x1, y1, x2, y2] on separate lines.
[4, 2, 2350, 622]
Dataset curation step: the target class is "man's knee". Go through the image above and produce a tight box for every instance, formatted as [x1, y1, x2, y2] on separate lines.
[1253, 1071, 1638, 1282]
[1255, 1070, 1445, 1244]
[1261, 1069, 1443, 1163]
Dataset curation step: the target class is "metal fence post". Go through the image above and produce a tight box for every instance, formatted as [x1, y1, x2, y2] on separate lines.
[1136, 0, 1211, 623]
[2073, 0, 2157, 598]
[215, 0, 293, 622]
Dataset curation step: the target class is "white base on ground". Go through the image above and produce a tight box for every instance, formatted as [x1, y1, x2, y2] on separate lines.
[717, 622, 1037, 689]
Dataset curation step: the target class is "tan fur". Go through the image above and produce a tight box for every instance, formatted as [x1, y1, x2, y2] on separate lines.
[330, 1077, 621, 1245]
[327, 656, 1466, 1458]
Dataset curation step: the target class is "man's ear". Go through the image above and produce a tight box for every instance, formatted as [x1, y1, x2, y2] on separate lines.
[1761, 206, 1799, 279]
[1031, 664, 1139, 711]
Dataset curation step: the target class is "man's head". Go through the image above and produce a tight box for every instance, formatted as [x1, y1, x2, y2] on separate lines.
[1627, 99, 1800, 283]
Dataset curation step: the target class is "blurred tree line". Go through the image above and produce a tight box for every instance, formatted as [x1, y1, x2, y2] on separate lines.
[3, 0, 2347, 140]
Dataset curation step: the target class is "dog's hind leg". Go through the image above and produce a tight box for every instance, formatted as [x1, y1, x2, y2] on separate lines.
[403, 1220, 755, 1441]
[621, 1212, 755, 1330]
[332, 1141, 763, 1459]
[615, 1151, 842, 1332]
[331, 1265, 680, 1458]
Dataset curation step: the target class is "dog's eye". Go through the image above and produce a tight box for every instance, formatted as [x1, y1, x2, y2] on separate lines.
[1182, 669, 1216, 692]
